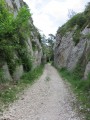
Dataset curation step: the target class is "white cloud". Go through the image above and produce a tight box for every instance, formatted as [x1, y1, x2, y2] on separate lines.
[23, 0, 90, 36]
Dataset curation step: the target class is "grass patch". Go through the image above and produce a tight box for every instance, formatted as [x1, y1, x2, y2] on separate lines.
[0, 65, 44, 112]
[58, 68, 90, 120]
[21, 65, 44, 84]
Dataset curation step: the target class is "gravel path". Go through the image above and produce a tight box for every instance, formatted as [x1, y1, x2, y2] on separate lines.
[0, 64, 82, 120]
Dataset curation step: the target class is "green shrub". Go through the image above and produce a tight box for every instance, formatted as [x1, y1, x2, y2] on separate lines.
[57, 25, 67, 37]
[0, 69, 4, 83]
[57, 5, 88, 44]
[73, 29, 81, 45]
[67, 14, 79, 27]
[22, 65, 44, 84]
[76, 14, 86, 28]
[0, 0, 32, 75]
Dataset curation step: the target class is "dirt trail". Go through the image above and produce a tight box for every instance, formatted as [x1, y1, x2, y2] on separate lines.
[0, 64, 82, 120]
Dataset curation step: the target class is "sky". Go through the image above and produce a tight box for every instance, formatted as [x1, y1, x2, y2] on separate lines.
[23, 0, 90, 37]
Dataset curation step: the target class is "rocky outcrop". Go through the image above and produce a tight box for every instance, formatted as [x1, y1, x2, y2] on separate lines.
[54, 32, 74, 68]
[67, 38, 87, 70]
[84, 62, 90, 79]
[0, 0, 42, 81]
[54, 26, 90, 79]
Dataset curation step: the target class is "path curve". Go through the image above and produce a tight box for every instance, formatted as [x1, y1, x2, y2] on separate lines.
[1, 64, 82, 120]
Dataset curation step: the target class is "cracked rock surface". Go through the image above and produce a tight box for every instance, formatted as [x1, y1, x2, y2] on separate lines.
[0, 64, 82, 120]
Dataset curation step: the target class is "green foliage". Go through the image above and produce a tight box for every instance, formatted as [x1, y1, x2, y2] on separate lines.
[37, 33, 42, 43]
[57, 24, 67, 37]
[76, 14, 86, 28]
[73, 29, 81, 45]
[14, 6, 31, 35]
[58, 68, 90, 120]
[0, 69, 4, 83]
[41, 34, 55, 62]
[0, 68, 10, 83]
[68, 14, 79, 27]
[22, 65, 44, 84]
[32, 41, 37, 51]
[68, 13, 86, 28]
[0, 0, 14, 36]
[85, 2, 90, 13]
[0, 0, 32, 75]
[20, 51, 32, 72]
[0, 87, 18, 103]
[57, 13, 84, 37]
[0, 0, 43, 112]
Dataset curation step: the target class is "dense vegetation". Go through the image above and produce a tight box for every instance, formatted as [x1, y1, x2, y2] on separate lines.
[41, 34, 55, 63]
[0, 0, 32, 79]
[57, 2, 90, 45]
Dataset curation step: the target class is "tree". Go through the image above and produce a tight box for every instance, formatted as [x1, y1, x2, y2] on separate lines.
[84, 2, 90, 20]
[48, 34, 55, 47]
[85, 2, 90, 13]
[46, 34, 55, 62]
[68, 9, 76, 19]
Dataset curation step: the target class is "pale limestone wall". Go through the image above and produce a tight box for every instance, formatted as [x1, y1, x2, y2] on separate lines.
[54, 26, 90, 79]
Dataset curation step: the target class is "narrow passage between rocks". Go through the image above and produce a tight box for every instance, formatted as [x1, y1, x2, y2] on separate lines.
[1, 64, 82, 120]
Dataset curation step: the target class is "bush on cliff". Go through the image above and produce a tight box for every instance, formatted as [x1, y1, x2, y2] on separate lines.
[0, 0, 32, 74]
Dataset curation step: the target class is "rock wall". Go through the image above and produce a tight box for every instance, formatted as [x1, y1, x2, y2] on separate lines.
[54, 26, 90, 79]
[0, 0, 42, 81]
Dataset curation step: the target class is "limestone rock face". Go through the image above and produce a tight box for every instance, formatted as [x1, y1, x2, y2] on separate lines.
[54, 32, 74, 68]
[13, 65, 24, 81]
[54, 26, 90, 79]
[81, 26, 90, 35]
[67, 38, 87, 70]
[33, 38, 42, 68]
[84, 62, 90, 79]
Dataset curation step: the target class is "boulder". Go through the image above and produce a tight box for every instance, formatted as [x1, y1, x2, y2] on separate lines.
[13, 65, 24, 81]
[2, 62, 12, 81]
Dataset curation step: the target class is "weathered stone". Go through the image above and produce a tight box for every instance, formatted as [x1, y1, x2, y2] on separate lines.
[32, 37, 42, 68]
[26, 37, 33, 56]
[82, 26, 90, 35]
[33, 49, 42, 68]
[67, 38, 87, 70]
[2, 62, 12, 80]
[84, 62, 90, 80]
[13, 65, 24, 81]
[54, 32, 74, 68]
[5, 0, 13, 8]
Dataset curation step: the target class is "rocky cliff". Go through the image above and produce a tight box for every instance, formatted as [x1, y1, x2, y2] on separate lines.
[54, 3, 90, 79]
[0, 0, 42, 81]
